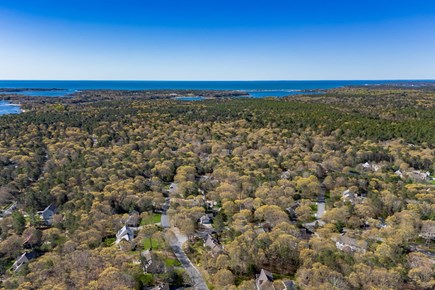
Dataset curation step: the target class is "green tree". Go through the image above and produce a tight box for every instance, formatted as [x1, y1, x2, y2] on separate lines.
[12, 211, 26, 234]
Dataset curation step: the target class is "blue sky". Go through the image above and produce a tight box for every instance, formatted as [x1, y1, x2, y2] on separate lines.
[1, 0, 435, 80]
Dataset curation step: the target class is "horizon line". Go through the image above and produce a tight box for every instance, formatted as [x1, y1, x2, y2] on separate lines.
[1, 79, 435, 82]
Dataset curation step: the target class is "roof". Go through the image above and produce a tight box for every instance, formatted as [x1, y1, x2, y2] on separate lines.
[337, 236, 367, 249]
[260, 269, 273, 282]
[41, 204, 56, 222]
[254, 227, 266, 235]
[205, 234, 218, 248]
[43, 204, 56, 213]
[200, 215, 211, 224]
[343, 189, 355, 197]
[282, 280, 296, 290]
[12, 252, 38, 270]
[116, 226, 134, 240]
[142, 250, 152, 262]
[126, 213, 140, 226]
[257, 269, 274, 290]
[15, 253, 30, 265]
[204, 234, 222, 254]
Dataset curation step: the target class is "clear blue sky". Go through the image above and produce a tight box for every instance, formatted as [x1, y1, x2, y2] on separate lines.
[1, 0, 435, 80]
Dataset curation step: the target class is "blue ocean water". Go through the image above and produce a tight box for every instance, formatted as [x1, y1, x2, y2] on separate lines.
[0, 80, 432, 94]
[0, 90, 74, 97]
[174, 96, 205, 101]
[0, 101, 21, 115]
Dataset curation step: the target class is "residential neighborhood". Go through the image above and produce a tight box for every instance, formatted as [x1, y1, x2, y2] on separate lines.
[0, 86, 434, 289]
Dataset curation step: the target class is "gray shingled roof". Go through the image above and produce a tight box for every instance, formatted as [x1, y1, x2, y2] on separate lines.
[337, 236, 367, 249]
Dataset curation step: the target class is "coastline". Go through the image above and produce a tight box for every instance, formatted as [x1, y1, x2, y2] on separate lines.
[1, 80, 435, 116]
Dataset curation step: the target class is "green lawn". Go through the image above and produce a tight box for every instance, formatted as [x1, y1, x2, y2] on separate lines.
[143, 238, 160, 250]
[140, 213, 162, 225]
[164, 258, 181, 267]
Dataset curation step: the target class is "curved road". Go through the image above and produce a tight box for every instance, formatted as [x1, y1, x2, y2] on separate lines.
[164, 183, 209, 290]
[169, 229, 209, 290]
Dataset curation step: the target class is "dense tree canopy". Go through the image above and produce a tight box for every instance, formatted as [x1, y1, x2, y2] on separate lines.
[0, 87, 434, 289]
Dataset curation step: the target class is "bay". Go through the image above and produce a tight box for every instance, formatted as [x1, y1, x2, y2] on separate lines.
[0, 101, 21, 116]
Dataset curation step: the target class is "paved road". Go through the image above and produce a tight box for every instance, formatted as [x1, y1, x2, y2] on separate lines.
[161, 199, 170, 228]
[303, 184, 326, 230]
[316, 202, 325, 219]
[161, 213, 170, 228]
[164, 182, 209, 289]
[169, 229, 208, 290]
[409, 244, 435, 258]
[316, 183, 327, 219]
[161, 182, 176, 228]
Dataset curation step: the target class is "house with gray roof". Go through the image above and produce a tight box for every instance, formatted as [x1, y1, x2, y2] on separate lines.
[1, 202, 17, 217]
[282, 279, 296, 290]
[38, 204, 56, 225]
[12, 252, 38, 272]
[142, 250, 153, 273]
[126, 211, 140, 227]
[256, 269, 275, 290]
[204, 234, 222, 256]
[199, 214, 212, 225]
[116, 226, 134, 244]
[336, 235, 367, 254]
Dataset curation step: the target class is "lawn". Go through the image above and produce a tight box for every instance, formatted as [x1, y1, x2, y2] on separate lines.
[140, 213, 162, 225]
[143, 238, 160, 250]
[164, 258, 181, 267]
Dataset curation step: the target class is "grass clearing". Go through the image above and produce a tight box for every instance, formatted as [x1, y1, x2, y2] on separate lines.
[164, 258, 181, 267]
[140, 213, 162, 225]
[143, 238, 160, 250]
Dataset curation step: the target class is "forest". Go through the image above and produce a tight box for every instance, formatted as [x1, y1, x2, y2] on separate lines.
[0, 87, 433, 289]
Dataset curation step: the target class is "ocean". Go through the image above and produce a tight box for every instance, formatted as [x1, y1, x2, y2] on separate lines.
[0, 80, 431, 92]
[0, 80, 434, 115]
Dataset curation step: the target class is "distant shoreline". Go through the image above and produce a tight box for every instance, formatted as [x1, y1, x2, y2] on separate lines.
[1, 79, 434, 91]
[1, 81, 435, 116]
